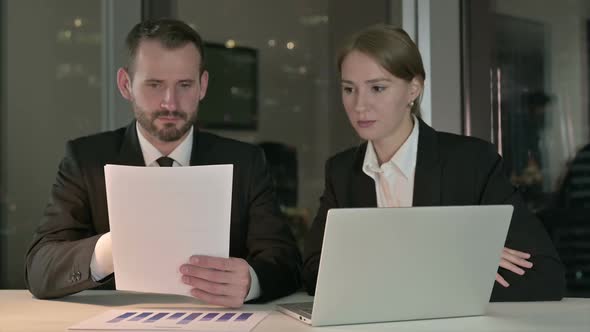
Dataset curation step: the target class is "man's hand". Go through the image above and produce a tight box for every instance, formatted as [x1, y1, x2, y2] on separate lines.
[180, 255, 251, 308]
[496, 247, 533, 287]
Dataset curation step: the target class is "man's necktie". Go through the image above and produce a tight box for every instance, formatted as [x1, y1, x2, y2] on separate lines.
[156, 156, 174, 167]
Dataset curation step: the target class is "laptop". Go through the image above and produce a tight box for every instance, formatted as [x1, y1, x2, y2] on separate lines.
[278, 205, 513, 326]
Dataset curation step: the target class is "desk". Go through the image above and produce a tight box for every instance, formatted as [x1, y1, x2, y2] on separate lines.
[0, 290, 588, 331]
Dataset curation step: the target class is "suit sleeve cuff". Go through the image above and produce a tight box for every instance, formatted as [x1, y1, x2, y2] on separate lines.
[90, 232, 114, 281]
[244, 264, 261, 301]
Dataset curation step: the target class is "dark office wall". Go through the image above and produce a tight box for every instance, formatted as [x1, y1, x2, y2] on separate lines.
[461, 0, 493, 141]
[327, 0, 392, 153]
[141, 0, 176, 20]
[1, 0, 7, 287]
[0, 0, 400, 289]
[1, 0, 104, 289]
[176, 0, 398, 216]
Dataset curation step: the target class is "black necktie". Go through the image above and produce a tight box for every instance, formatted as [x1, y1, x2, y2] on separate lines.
[156, 156, 174, 167]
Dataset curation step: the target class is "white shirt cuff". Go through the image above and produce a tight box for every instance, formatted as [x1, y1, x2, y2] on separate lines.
[244, 265, 261, 301]
[90, 232, 114, 281]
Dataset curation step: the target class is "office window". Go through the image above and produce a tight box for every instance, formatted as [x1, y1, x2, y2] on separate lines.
[0, 0, 103, 288]
[0, 0, 398, 288]
[177, 0, 396, 248]
[465, 0, 590, 296]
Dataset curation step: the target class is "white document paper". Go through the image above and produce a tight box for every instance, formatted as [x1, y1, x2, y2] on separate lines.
[68, 309, 269, 331]
[105, 164, 233, 297]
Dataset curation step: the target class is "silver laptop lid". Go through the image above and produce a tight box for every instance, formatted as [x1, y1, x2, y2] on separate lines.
[312, 205, 513, 326]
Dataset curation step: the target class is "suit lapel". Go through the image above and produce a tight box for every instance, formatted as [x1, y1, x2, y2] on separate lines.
[116, 121, 146, 166]
[189, 128, 207, 166]
[412, 119, 442, 206]
[349, 143, 378, 207]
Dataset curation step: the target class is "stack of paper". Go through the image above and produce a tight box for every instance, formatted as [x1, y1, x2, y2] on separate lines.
[104, 164, 233, 296]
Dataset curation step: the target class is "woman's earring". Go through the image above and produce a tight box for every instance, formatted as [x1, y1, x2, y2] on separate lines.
[409, 100, 415, 108]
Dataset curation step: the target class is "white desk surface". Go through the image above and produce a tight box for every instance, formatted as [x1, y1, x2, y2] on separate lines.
[0, 290, 588, 331]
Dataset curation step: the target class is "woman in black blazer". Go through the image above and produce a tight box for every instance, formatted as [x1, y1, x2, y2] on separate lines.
[302, 25, 565, 301]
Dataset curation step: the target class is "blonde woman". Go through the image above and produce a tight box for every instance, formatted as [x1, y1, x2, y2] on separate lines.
[303, 25, 564, 301]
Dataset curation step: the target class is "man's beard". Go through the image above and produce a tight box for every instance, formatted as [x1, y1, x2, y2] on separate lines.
[134, 105, 198, 142]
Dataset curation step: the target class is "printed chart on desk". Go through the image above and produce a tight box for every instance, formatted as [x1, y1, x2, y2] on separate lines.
[69, 309, 270, 331]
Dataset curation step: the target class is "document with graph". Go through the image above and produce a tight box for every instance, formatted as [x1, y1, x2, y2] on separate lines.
[69, 309, 269, 331]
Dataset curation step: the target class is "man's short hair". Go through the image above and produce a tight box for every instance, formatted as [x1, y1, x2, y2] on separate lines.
[125, 18, 205, 76]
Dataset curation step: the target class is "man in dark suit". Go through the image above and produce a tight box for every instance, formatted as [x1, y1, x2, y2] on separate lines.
[25, 19, 301, 307]
[302, 118, 565, 301]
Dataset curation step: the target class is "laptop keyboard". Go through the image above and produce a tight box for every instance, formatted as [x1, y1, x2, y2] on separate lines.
[289, 302, 313, 315]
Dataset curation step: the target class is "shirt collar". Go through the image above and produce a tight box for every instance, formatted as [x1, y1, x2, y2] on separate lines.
[362, 115, 420, 179]
[136, 123, 193, 167]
